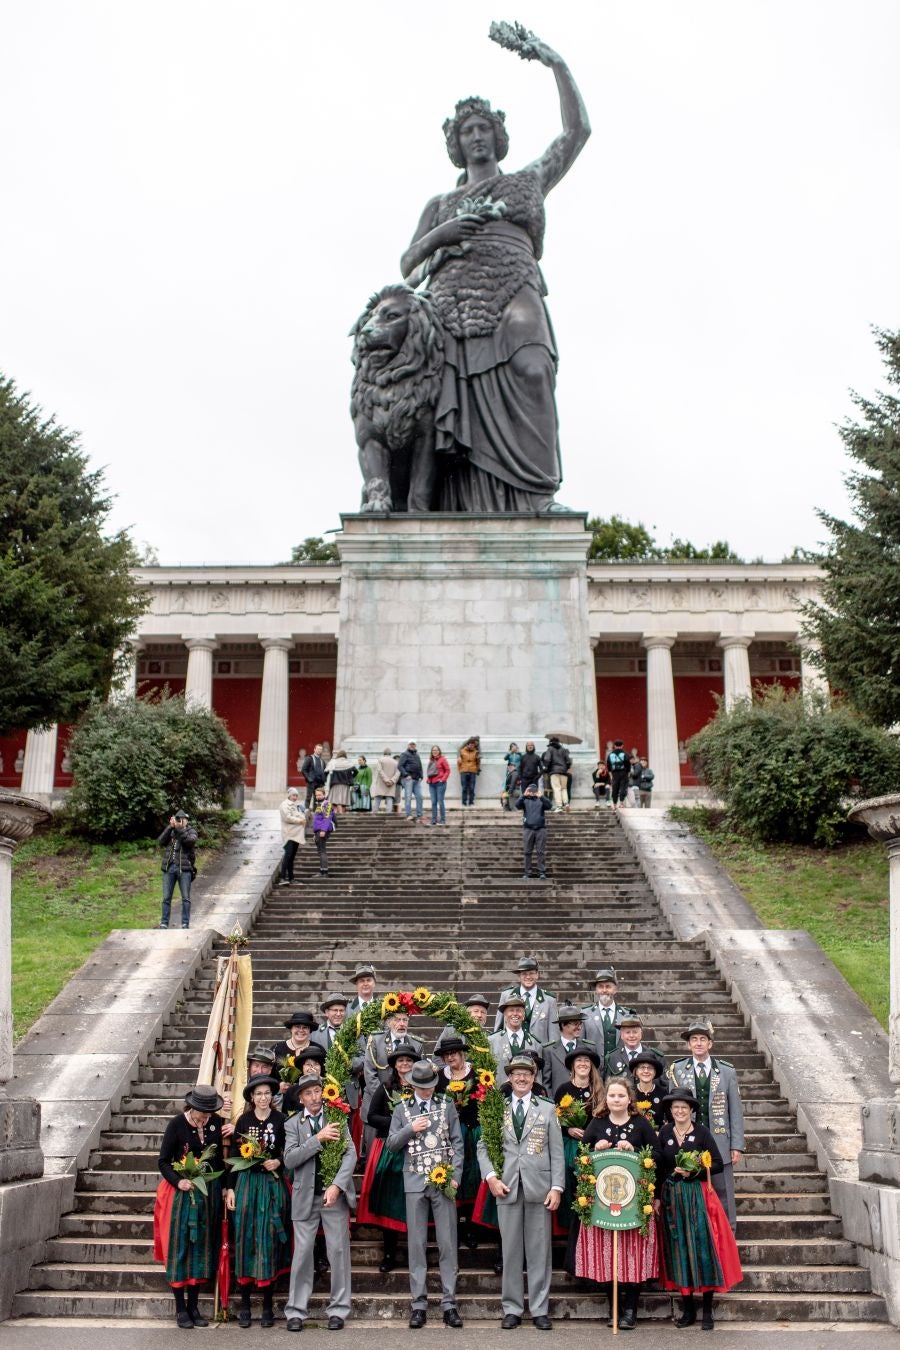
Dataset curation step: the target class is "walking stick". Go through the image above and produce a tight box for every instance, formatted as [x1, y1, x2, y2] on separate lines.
[612, 1228, 619, 1334]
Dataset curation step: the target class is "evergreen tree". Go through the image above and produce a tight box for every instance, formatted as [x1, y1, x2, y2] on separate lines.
[0, 375, 146, 736]
[805, 328, 900, 726]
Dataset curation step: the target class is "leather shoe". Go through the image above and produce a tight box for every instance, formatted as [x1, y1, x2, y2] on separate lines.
[443, 1308, 463, 1328]
[533, 1316, 553, 1331]
[327, 1317, 345, 1330]
[238, 1309, 251, 1329]
[501, 1314, 522, 1330]
[176, 1311, 195, 1330]
[286, 1319, 303, 1332]
[379, 1256, 397, 1273]
[408, 1309, 427, 1329]
[260, 1312, 275, 1328]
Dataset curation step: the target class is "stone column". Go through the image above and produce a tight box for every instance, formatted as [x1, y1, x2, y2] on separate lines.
[798, 636, 830, 705]
[0, 792, 50, 1181]
[183, 637, 217, 710]
[20, 726, 58, 803]
[718, 634, 753, 709]
[642, 635, 681, 792]
[255, 638, 293, 797]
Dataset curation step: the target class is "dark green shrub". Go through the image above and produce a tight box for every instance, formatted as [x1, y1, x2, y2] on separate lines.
[64, 694, 245, 841]
[687, 685, 900, 847]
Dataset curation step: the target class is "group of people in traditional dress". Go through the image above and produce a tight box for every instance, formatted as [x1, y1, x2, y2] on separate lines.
[154, 958, 743, 1331]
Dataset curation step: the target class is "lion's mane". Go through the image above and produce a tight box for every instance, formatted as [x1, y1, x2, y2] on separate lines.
[350, 285, 445, 452]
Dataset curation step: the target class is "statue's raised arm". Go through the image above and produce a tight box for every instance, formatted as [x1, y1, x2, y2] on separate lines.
[489, 21, 591, 196]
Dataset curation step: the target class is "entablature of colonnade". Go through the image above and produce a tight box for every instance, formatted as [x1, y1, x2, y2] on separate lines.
[586, 562, 824, 641]
[134, 565, 341, 643]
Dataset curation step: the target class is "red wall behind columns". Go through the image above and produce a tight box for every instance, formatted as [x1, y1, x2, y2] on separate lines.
[288, 678, 337, 785]
[137, 677, 187, 699]
[0, 731, 27, 788]
[596, 676, 648, 759]
[753, 675, 801, 694]
[673, 677, 723, 785]
[211, 678, 262, 786]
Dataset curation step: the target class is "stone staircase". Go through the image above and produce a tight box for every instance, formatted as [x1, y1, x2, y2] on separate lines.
[12, 810, 888, 1323]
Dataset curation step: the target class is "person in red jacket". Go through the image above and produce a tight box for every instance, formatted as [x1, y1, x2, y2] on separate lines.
[426, 745, 451, 825]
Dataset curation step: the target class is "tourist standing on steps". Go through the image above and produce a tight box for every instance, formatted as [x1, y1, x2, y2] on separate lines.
[516, 783, 553, 879]
[666, 1021, 745, 1232]
[351, 754, 372, 811]
[457, 735, 481, 806]
[387, 1059, 465, 1329]
[606, 739, 631, 808]
[517, 740, 543, 795]
[153, 1084, 225, 1330]
[398, 740, 425, 823]
[278, 787, 306, 885]
[541, 736, 572, 811]
[225, 1074, 291, 1327]
[638, 757, 655, 807]
[371, 749, 400, 813]
[325, 747, 356, 814]
[568, 1076, 659, 1329]
[426, 744, 451, 825]
[300, 743, 326, 810]
[158, 810, 198, 929]
[312, 785, 336, 872]
[503, 742, 522, 809]
[654, 1088, 743, 1331]
[283, 1074, 356, 1332]
[477, 1054, 564, 1331]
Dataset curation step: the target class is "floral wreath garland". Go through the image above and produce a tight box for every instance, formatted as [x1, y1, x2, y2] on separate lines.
[318, 986, 502, 1187]
[574, 1144, 657, 1238]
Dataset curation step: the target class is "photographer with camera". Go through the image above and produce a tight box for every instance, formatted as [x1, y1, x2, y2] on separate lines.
[158, 810, 199, 929]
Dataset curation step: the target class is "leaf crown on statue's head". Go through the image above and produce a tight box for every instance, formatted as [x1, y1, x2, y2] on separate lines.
[443, 96, 510, 169]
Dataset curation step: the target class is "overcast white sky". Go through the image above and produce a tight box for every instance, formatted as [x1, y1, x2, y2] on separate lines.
[2, 0, 898, 564]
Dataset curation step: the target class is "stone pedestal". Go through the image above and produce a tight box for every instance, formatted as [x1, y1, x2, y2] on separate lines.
[333, 514, 598, 797]
[0, 792, 50, 1182]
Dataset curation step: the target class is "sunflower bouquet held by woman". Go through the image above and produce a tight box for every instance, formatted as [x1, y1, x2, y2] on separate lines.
[555, 1093, 588, 1130]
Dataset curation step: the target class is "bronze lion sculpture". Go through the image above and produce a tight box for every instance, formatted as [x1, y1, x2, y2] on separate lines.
[350, 284, 444, 513]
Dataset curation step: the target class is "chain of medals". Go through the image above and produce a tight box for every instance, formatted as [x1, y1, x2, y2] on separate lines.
[405, 1097, 453, 1175]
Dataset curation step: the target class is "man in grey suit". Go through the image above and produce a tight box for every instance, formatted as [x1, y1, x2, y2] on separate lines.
[313, 992, 349, 1052]
[490, 994, 545, 1089]
[477, 1054, 564, 1331]
[494, 957, 559, 1045]
[386, 1060, 464, 1329]
[282, 1074, 356, 1331]
[604, 1014, 663, 1079]
[435, 993, 490, 1050]
[581, 965, 638, 1062]
[666, 1019, 745, 1232]
[542, 1004, 603, 1095]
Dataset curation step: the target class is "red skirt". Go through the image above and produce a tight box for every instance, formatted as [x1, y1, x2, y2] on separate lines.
[355, 1138, 407, 1233]
[701, 1182, 743, 1292]
[574, 1222, 658, 1284]
[153, 1178, 173, 1266]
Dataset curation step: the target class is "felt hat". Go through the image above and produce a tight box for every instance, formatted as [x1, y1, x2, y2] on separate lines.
[556, 1004, 584, 1025]
[388, 1040, 421, 1066]
[283, 1010, 317, 1029]
[618, 1014, 643, 1029]
[465, 993, 490, 1008]
[505, 1053, 538, 1075]
[499, 992, 526, 1011]
[438, 1035, 468, 1057]
[321, 992, 349, 1010]
[594, 966, 618, 984]
[629, 1050, 665, 1076]
[409, 1059, 439, 1089]
[514, 956, 539, 972]
[185, 1084, 224, 1113]
[295, 1073, 324, 1095]
[248, 1045, 277, 1067]
[661, 1087, 699, 1111]
[298, 1044, 326, 1066]
[564, 1041, 602, 1070]
[352, 963, 376, 981]
[682, 1020, 715, 1041]
[242, 1073, 280, 1101]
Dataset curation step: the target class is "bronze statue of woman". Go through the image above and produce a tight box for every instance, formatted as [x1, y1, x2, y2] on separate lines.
[400, 29, 590, 513]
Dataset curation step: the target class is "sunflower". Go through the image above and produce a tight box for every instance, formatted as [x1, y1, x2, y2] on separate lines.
[700, 1150, 713, 1169]
[636, 1099, 651, 1111]
[477, 1069, 495, 1088]
[429, 1165, 448, 1185]
[285, 1055, 296, 1069]
[239, 1142, 254, 1159]
[447, 1080, 466, 1093]
[412, 986, 431, 1005]
[643, 1157, 654, 1169]
[381, 993, 401, 1016]
[322, 1083, 341, 1103]
[577, 1195, 590, 1208]
[557, 1094, 574, 1109]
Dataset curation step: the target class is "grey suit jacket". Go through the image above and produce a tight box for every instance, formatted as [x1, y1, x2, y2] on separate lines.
[493, 986, 559, 1044]
[543, 1034, 604, 1095]
[489, 1029, 546, 1089]
[666, 1057, 745, 1154]
[283, 1110, 357, 1221]
[386, 1097, 464, 1194]
[476, 1096, 565, 1203]
[605, 1042, 663, 1080]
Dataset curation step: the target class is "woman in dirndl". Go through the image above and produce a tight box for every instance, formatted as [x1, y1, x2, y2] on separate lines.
[355, 1042, 417, 1271]
[437, 1035, 484, 1248]
[555, 1041, 604, 1235]
[154, 1084, 225, 1329]
[629, 1050, 669, 1130]
[568, 1076, 658, 1329]
[655, 1089, 743, 1330]
[225, 1074, 292, 1327]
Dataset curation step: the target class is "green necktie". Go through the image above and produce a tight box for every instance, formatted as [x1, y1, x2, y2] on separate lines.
[311, 1114, 321, 1133]
[602, 1009, 611, 1026]
[565, 1041, 574, 1053]
[697, 1064, 707, 1082]
[513, 1099, 525, 1140]
[510, 1034, 520, 1051]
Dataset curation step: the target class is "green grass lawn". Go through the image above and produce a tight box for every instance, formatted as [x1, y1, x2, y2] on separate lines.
[11, 814, 240, 1042]
[670, 807, 890, 1028]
